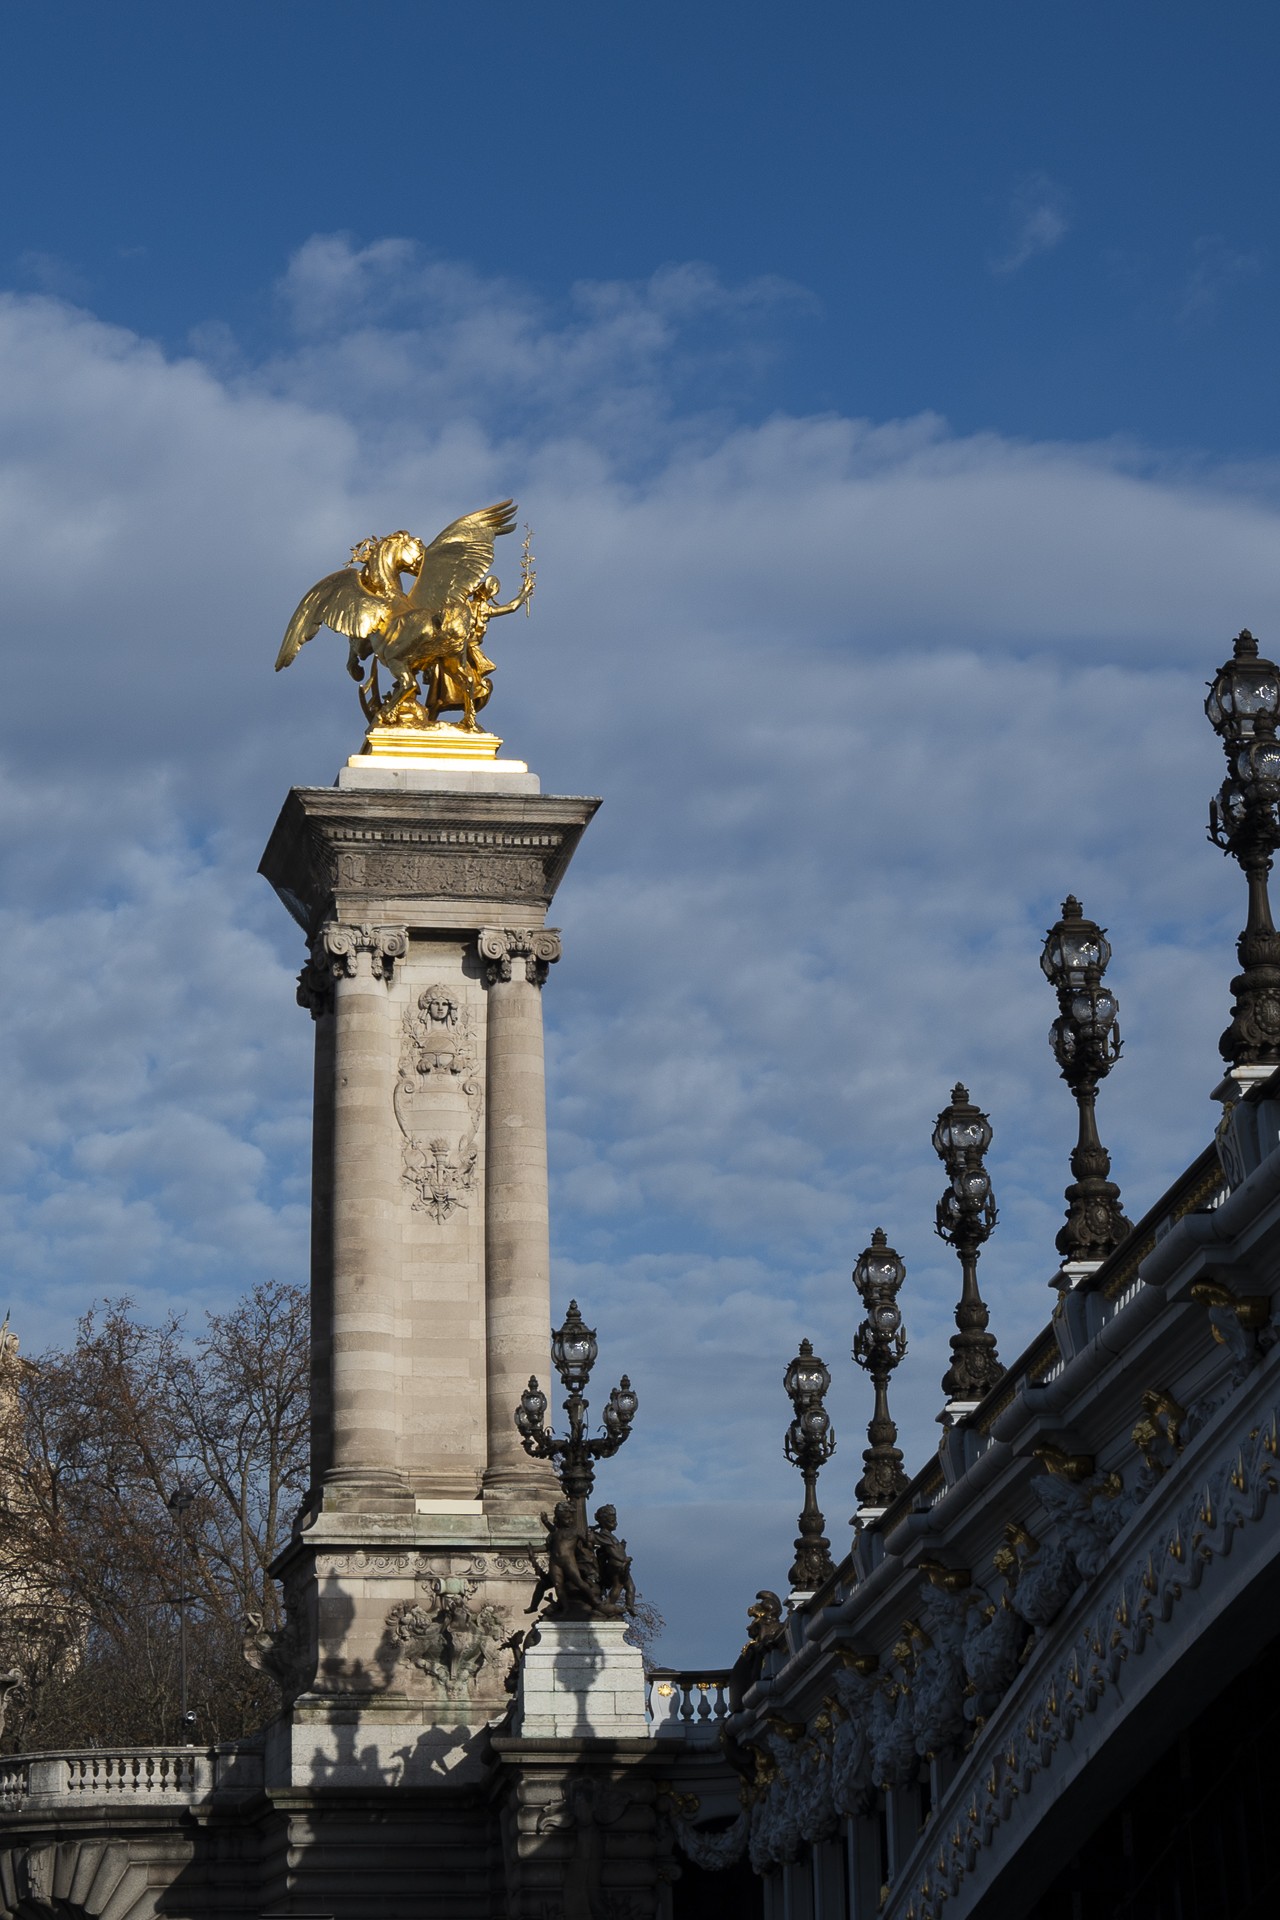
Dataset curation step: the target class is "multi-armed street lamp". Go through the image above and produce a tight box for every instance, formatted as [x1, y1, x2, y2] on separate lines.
[932, 1085, 1004, 1412]
[1205, 630, 1280, 1080]
[516, 1299, 638, 1514]
[1041, 897, 1131, 1283]
[782, 1340, 836, 1593]
[851, 1230, 909, 1518]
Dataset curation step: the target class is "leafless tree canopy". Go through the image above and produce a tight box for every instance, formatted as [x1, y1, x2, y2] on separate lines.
[0, 1281, 308, 1750]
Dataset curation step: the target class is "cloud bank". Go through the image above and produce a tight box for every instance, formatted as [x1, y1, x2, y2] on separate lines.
[0, 238, 1275, 1660]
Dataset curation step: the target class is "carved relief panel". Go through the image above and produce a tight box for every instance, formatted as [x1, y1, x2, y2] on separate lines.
[394, 984, 484, 1221]
[308, 1549, 537, 1711]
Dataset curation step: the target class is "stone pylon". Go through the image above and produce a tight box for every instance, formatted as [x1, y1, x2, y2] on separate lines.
[257, 751, 598, 1785]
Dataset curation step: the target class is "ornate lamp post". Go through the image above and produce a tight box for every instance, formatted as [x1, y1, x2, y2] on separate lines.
[516, 1301, 640, 1621]
[166, 1482, 196, 1739]
[1041, 897, 1131, 1278]
[932, 1085, 1004, 1410]
[1205, 629, 1280, 1076]
[851, 1230, 909, 1516]
[783, 1340, 836, 1592]
[515, 1299, 638, 1512]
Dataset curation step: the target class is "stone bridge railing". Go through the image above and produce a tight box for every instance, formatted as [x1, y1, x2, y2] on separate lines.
[0, 1746, 263, 1812]
[646, 1669, 733, 1741]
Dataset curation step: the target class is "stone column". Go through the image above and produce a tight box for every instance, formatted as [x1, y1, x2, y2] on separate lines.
[305, 922, 410, 1509]
[297, 958, 336, 1500]
[479, 926, 563, 1502]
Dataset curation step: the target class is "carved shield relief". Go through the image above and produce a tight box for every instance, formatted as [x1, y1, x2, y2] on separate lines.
[394, 985, 483, 1221]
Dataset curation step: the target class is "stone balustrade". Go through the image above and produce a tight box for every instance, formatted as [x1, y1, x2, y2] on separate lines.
[646, 1669, 733, 1740]
[0, 1745, 263, 1811]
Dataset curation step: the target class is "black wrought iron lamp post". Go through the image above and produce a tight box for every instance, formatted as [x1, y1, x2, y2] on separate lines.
[1041, 896, 1131, 1275]
[933, 1085, 1004, 1408]
[851, 1230, 909, 1514]
[515, 1299, 638, 1514]
[783, 1340, 836, 1592]
[1205, 630, 1280, 1074]
[166, 1481, 195, 1739]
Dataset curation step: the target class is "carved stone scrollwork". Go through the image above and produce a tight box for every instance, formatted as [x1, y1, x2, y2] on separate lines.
[296, 922, 408, 1017]
[477, 926, 562, 987]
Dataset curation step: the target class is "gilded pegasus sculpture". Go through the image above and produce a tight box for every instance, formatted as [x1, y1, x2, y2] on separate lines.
[275, 501, 534, 733]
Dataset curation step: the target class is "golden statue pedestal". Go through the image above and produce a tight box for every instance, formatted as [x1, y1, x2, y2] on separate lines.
[351, 721, 525, 771]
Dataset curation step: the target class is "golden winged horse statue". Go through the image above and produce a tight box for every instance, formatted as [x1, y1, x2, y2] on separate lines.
[275, 501, 534, 732]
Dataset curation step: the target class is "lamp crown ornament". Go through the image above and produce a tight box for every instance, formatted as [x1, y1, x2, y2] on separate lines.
[1204, 629, 1280, 1070]
[515, 1301, 639, 1621]
[851, 1229, 910, 1512]
[782, 1338, 836, 1593]
[1041, 896, 1132, 1271]
[932, 1085, 1004, 1407]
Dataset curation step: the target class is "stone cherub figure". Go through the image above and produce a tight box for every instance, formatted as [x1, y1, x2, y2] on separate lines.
[590, 1505, 637, 1612]
[540, 1500, 614, 1619]
[528, 1499, 638, 1621]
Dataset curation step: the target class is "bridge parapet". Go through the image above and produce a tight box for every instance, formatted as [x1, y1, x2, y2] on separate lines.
[0, 1745, 262, 1814]
[646, 1669, 733, 1742]
[696, 1075, 1280, 1919]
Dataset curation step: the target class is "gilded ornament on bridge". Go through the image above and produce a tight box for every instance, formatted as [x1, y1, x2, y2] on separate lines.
[275, 500, 534, 757]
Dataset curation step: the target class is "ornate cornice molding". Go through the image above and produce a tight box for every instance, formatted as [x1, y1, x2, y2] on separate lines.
[260, 789, 600, 929]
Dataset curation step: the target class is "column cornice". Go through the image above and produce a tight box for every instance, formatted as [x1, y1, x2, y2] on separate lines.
[296, 922, 408, 1018]
[477, 927, 563, 988]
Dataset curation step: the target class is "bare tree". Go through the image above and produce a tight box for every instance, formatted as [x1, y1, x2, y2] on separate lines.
[0, 1282, 308, 1750]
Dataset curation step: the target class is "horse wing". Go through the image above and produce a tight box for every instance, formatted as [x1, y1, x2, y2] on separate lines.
[408, 501, 518, 615]
[275, 568, 393, 671]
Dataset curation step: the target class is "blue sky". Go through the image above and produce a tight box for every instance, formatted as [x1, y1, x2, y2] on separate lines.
[2, 5, 1280, 1663]
[7, 4, 1278, 449]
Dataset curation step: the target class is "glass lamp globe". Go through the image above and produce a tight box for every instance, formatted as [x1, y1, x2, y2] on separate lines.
[852, 1228, 905, 1304]
[802, 1405, 831, 1444]
[611, 1376, 638, 1423]
[1206, 630, 1280, 741]
[784, 1339, 830, 1405]
[551, 1299, 598, 1388]
[932, 1086, 993, 1162]
[1041, 897, 1111, 989]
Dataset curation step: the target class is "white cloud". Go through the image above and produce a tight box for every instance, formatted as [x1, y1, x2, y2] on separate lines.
[0, 250, 1272, 1662]
[991, 173, 1072, 275]
[1179, 233, 1263, 322]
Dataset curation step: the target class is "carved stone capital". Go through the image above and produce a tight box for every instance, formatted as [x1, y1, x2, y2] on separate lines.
[478, 926, 562, 987]
[296, 922, 408, 1017]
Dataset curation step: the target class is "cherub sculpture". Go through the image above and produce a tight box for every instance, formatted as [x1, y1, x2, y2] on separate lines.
[542, 1499, 617, 1619]
[590, 1505, 637, 1612]
[275, 501, 534, 732]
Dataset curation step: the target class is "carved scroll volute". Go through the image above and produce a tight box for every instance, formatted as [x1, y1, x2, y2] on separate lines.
[477, 927, 562, 987]
[296, 922, 409, 1017]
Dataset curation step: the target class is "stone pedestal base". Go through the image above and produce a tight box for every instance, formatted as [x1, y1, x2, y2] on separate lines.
[514, 1621, 648, 1741]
